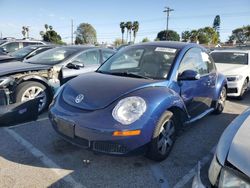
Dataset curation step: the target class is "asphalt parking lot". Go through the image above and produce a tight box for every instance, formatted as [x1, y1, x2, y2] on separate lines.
[1, 93, 250, 188]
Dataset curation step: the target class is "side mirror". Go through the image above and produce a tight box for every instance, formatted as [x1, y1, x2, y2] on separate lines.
[0, 47, 7, 54]
[178, 70, 200, 81]
[66, 62, 84, 70]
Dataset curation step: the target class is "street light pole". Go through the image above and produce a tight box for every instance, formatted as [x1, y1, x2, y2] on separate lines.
[163, 7, 174, 41]
[71, 19, 74, 45]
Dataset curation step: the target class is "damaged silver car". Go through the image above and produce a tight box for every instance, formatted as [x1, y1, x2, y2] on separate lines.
[0, 46, 115, 112]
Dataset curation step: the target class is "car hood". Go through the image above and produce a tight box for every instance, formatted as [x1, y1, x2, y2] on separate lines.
[0, 55, 15, 63]
[215, 63, 248, 76]
[227, 114, 250, 177]
[0, 61, 52, 77]
[62, 72, 163, 110]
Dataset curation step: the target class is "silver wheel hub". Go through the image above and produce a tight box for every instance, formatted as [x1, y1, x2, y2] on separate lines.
[157, 120, 175, 155]
[21, 86, 46, 112]
[218, 88, 226, 105]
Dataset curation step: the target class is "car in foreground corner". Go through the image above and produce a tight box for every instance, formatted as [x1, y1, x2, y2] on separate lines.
[194, 108, 250, 187]
[0, 46, 115, 112]
[49, 41, 227, 161]
[211, 49, 250, 99]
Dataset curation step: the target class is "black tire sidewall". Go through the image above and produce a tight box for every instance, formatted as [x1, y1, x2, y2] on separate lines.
[146, 111, 177, 161]
[15, 81, 50, 112]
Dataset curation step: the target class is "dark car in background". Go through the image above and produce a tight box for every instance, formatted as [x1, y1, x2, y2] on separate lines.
[0, 46, 115, 112]
[0, 39, 46, 54]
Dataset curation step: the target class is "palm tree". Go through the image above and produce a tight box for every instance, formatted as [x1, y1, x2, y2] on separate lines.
[45, 24, 48, 32]
[120, 22, 126, 44]
[132, 21, 139, 43]
[49, 25, 53, 31]
[126, 21, 132, 43]
[25, 27, 29, 38]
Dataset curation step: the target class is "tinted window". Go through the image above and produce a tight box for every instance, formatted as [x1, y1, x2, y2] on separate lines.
[71, 50, 100, 66]
[99, 46, 178, 80]
[3, 42, 19, 52]
[102, 50, 114, 62]
[10, 46, 37, 58]
[179, 48, 209, 76]
[26, 47, 79, 65]
[211, 52, 248, 65]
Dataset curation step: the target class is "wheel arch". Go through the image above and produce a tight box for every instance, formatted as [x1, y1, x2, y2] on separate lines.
[16, 75, 53, 96]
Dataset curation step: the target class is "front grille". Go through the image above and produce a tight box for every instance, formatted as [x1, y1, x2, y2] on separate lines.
[227, 88, 238, 93]
[93, 142, 128, 154]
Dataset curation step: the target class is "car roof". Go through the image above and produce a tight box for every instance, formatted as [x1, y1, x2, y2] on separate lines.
[211, 49, 250, 53]
[132, 41, 202, 50]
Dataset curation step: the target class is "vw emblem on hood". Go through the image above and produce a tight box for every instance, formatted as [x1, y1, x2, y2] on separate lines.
[75, 94, 84, 103]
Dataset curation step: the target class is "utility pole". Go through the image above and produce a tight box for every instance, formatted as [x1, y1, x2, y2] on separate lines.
[71, 19, 74, 45]
[0, 32, 2, 39]
[163, 7, 174, 41]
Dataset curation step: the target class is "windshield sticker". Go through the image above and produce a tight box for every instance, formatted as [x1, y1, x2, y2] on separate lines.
[233, 53, 246, 56]
[155, 47, 176, 53]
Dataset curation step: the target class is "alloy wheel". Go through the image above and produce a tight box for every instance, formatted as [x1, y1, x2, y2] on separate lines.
[21, 86, 47, 112]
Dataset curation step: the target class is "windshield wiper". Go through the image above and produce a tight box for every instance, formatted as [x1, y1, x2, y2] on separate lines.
[110, 72, 152, 80]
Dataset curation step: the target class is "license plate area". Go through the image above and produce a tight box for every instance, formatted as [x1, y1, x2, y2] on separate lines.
[56, 118, 75, 138]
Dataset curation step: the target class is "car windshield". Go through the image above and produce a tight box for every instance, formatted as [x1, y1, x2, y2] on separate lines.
[26, 47, 79, 65]
[9, 46, 37, 58]
[98, 46, 178, 80]
[211, 52, 248, 65]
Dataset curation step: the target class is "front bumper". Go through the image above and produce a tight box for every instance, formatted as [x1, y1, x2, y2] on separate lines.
[49, 97, 157, 155]
[226, 80, 245, 97]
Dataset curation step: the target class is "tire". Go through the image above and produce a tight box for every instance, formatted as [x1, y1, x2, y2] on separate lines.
[15, 81, 51, 113]
[238, 79, 248, 100]
[213, 86, 226, 114]
[146, 111, 177, 161]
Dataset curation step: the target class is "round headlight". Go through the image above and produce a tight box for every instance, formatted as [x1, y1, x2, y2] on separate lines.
[112, 96, 147, 125]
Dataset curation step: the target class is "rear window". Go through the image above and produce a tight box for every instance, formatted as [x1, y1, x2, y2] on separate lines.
[211, 52, 248, 65]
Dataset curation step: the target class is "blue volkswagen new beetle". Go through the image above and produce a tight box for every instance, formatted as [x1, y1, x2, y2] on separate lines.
[49, 42, 227, 161]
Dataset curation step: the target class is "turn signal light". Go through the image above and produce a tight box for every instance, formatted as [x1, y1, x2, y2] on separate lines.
[113, 130, 141, 136]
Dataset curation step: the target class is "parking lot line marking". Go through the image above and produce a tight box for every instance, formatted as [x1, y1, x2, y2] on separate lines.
[173, 146, 216, 188]
[150, 163, 170, 188]
[8, 117, 49, 129]
[4, 128, 84, 188]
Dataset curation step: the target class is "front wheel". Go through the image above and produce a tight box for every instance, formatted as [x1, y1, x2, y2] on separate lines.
[146, 111, 177, 161]
[238, 79, 248, 100]
[15, 81, 51, 113]
[213, 86, 226, 114]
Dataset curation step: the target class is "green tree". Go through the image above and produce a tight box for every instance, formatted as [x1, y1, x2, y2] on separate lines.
[44, 24, 48, 32]
[125, 21, 132, 43]
[228, 25, 250, 44]
[132, 21, 139, 43]
[120, 22, 126, 44]
[181, 31, 191, 42]
[156, 30, 180, 41]
[40, 24, 64, 44]
[75, 23, 97, 45]
[113, 38, 123, 47]
[213, 15, 221, 33]
[141, 37, 150, 43]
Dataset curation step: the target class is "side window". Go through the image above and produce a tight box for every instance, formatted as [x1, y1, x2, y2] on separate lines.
[3, 42, 20, 52]
[202, 52, 216, 73]
[102, 50, 114, 62]
[179, 48, 209, 76]
[71, 50, 100, 66]
[27, 48, 49, 59]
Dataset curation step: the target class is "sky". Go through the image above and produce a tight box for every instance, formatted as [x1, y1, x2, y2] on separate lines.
[0, 0, 249, 44]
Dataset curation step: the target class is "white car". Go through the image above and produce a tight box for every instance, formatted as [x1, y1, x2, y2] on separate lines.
[211, 49, 250, 99]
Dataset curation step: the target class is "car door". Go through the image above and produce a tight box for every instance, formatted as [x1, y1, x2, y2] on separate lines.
[61, 49, 101, 83]
[178, 47, 213, 118]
